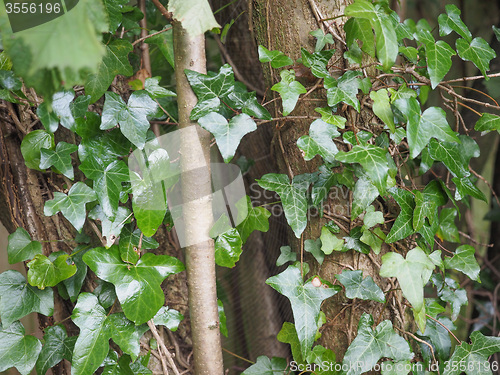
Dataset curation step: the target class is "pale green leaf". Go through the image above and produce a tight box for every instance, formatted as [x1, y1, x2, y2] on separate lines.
[215, 228, 243, 268]
[258, 45, 293, 68]
[0, 321, 42, 375]
[39, 142, 77, 179]
[168, 0, 220, 36]
[20, 130, 54, 171]
[27, 253, 77, 289]
[444, 245, 480, 282]
[297, 119, 340, 163]
[7, 227, 42, 264]
[271, 70, 307, 116]
[336, 270, 385, 303]
[370, 89, 395, 132]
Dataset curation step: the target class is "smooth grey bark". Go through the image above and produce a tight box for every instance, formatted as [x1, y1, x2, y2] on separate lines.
[173, 22, 224, 375]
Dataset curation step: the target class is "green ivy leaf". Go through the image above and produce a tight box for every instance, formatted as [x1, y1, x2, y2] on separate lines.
[344, 17, 376, 57]
[363, 206, 384, 229]
[370, 89, 395, 132]
[351, 175, 379, 219]
[271, 69, 307, 116]
[167, 0, 220, 36]
[198, 112, 256, 163]
[0, 321, 42, 375]
[35, 325, 74, 375]
[380, 247, 434, 314]
[20, 130, 55, 171]
[242, 356, 288, 375]
[436, 207, 460, 243]
[301, 48, 335, 78]
[27, 253, 77, 289]
[61, 245, 91, 303]
[106, 313, 149, 361]
[385, 188, 415, 243]
[0, 270, 53, 328]
[257, 46, 293, 68]
[297, 119, 340, 163]
[314, 107, 347, 129]
[225, 88, 272, 120]
[146, 28, 175, 68]
[257, 174, 310, 238]
[310, 29, 335, 52]
[336, 270, 385, 303]
[37, 102, 59, 133]
[475, 113, 500, 133]
[342, 227, 371, 254]
[320, 226, 344, 255]
[326, 71, 362, 111]
[438, 4, 472, 41]
[7, 227, 42, 264]
[39, 142, 77, 179]
[235, 196, 271, 243]
[89, 205, 131, 247]
[428, 139, 469, 179]
[311, 165, 337, 206]
[426, 40, 456, 89]
[266, 264, 340, 359]
[276, 246, 297, 267]
[85, 39, 134, 103]
[304, 238, 324, 265]
[344, 0, 398, 70]
[443, 331, 500, 375]
[152, 306, 184, 332]
[419, 316, 455, 361]
[444, 245, 480, 282]
[144, 77, 176, 99]
[342, 313, 413, 375]
[360, 227, 385, 254]
[102, 0, 128, 33]
[277, 321, 305, 364]
[217, 300, 228, 337]
[215, 228, 243, 268]
[456, 37, 496, 78]
[452, 176, 487, 202]
[433, 274, 467, 321]
[51, 90, 77, 130]
[119, 224, 159, 265]
[83, 246, 185, 324]
[44, 182, 97, 232]
[394, 97, 459, 158]
[184, 64, 235, 120]
[336, 144, 389, 194]
[101, 91, 158, 150]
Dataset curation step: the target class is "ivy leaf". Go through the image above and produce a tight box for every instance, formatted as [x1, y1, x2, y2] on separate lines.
[419, 316, 455, 361]
[426, 40, 456, 89]
[276, 246, 297, 267]
[144, 77, 176, 99]
[336, 270, 385, 303]
[217, 299, 228, 337]
[152, 306, 184, 332]
[311, 165, 337, 206]
[226, 88, 271, 120]
[394, 97, 459, 158]
[326, 71, 361, 111]
[433, 274, 467, 321]
[344, 17, 376, 57]
[370, 89, 395, 132]
[452, 176, 487, 202]
[475, 113, 500, 133]
[266, 264, 340, 358]
[146, 28, 175, 68]
[85, 39, 134, 103]
[257, 45, 293, 68]
[106, 313, 149, 361]
[301, 48, 335, 79]
[0, 321, 42, 375]
[257, 174, 310, 238]
[242, 356, 288, 375]
[52, 90, 77, 130]
[360, 227, 385, 255]
[184, 64, 235, 120]
[27, 253, 77, 289]
[428, 139, 468, 178]
[102, 0, 128, 33]
[62, 245, 91, 303]
[20, 130, 54, 171]
[298, 119, 341, 164]
[101, 91, 158, 150]
[89, 206, 131, 247]
[80, 159, 129, 220]
[39, 142, 78, 179]
[235, 196, 271, 243]
[167, 0, 220, 37]
[271, 69, 307, 116]
[456, 37, 496, 78]
[35, 325, 74, 375]
[436, 208, 460, 243]
[277, 321, 305, 364]
[444, 245, 481, 282]
[119, 224, 159, 265]
[44, 182, 97, 232]
[304, 238, 324, 265]
[385, 188, 415, 243]
[342, 227, 371, 254]
[336, 144, 389, 194]
[83, 246, 185, 324]
[198, 112, 256, 163]
[443, 331, 500, 375]
[342, 314, 413, 375]
[352, 175, 379, 219]
[37, 102, 59, 133]
[7, 227, 42, 264]
[314, 107, 347, 129]
[320, 226, 344, 255]
[363, 206, 384, 229]
[344, 0, 398, 70]
[380, 247, 435, 318]
[215, 229, 243, 268]
[0, 270, 53, 328]
[438, 4, 472, 41]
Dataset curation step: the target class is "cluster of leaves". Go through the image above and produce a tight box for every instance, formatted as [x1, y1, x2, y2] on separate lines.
[242, 0, 500, 374]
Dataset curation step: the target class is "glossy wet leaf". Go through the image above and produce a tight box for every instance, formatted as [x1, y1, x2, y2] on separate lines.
[83, 246, 185, 324]
[85, 39, 134, 103]
[444, 245, 480, 282]
[453, 176, 487, 202]
[235, 196, 271, 243]
[297, 119, 340, 163]
[167, 0, 220, 36]
[39, 142, 77, 179]
[185, 64, 235, 120]
[443, 331, 500, 375]
[106, 313, 148, 361]
[44, 182, 97, 232]
[344, 17, 375, 57]
[326, 71, 362, 111]
[0, 270, 53, 328]
[52, 90, 77, 130]
[271, 69, 307, 116]
[475, 113, 500, 133]
[266, 264, 340, 358]
[119, 224, 159, 264]
[385, 188, 415, 243]
[198, 112, 256, 163]
[342, 314, 413, 375]
[370, 89, 395, 132]
[35, 325, 73, 375]
[438, 4, 472, 41]
[0, 321, 42, 375]
[257, 174, 310, 238]
[336, 144, 389, 194]
[428, 139, 469, 179]
[301, 48, 335, 78]
[426, 40, 456, 89]
[215, 228, 243, 268]
[7, 227, 42, 264]
[61, 245, 91, 303]
[146, 28, 175, 68]
[336, 270, 385, 303]
[436, 208, 460, 243]
[20, 130, 54, 170]
[89, 205, 131, 247]
[257, 45, 293, 68]
[27, 253, 76, 289]
[457, 37, 496, 78]
[152, 306, 183, 332]
[242, 356, 288, 375]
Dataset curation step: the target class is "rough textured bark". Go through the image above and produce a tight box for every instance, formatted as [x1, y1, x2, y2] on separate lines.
[173, 22, 224, 375]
